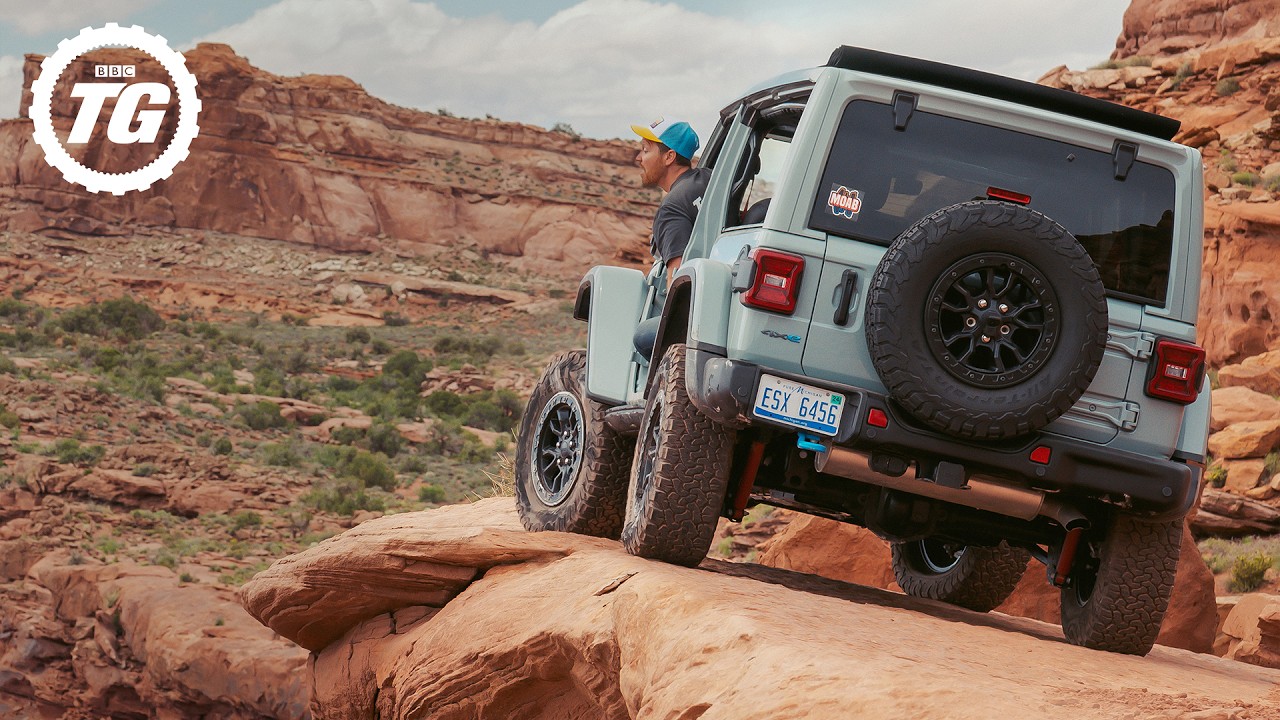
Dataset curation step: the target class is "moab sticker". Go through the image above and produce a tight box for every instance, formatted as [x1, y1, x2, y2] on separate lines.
[827, 184, 862, 219]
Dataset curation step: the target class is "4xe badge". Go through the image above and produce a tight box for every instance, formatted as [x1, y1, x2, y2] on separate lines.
[827, 184, 862, 219]
[29, 23, 201, 195]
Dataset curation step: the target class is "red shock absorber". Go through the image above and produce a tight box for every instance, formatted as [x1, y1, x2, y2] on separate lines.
[730, 440, 767, 522]
[1053, 526, 1086, 588]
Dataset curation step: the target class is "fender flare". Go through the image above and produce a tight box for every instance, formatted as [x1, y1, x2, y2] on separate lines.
[645, 259, 734, 393]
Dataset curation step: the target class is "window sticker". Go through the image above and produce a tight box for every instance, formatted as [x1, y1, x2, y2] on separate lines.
[827, 184, 862, 219]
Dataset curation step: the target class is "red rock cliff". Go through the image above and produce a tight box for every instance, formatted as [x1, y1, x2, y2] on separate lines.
[0, 43, 656, 275]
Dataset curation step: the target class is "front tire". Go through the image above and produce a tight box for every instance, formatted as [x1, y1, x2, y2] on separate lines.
[1059, 515, 1182, 655]
[622, 344, 734, 567]
[515, 350, 632, 537]
[891, 538, 1029, 612]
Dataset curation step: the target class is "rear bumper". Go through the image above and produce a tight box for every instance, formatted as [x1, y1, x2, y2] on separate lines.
[686, 346, 1197, 522]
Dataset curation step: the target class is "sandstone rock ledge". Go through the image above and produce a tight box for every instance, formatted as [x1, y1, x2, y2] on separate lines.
[243, 499, 1280, 720]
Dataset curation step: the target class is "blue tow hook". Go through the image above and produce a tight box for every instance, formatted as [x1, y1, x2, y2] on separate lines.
[796, 432, 826, 453]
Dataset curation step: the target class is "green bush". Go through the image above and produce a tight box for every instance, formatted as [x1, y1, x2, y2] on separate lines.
[132, 463, 156, 477]
[235, 401, 287, 431]
[49, 439, 105, 466]
[1206, 463, 1227, 488]
[0, 408, 19, 429]
[347, 450, 397, 491]
[304, 477, 387, 515]
[212, 436, 234, 455]
[1229, 552, 1274, 592]
[1219, 151, 1238, 173]
[259, 441, 303, 467]
[367, 422, 403, 458]
[1232, 171, 1260, 187]
[230, 510, 263, 534]
[59, 296, 164, 340]
[345, 327, 372, 344]
[1215, 77, 1241, 96]
[418, 484, 447, 503]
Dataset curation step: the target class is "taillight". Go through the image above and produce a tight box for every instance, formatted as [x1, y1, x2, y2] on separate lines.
[742, 248, 804, 314]
[1145, 338, 1206, 405]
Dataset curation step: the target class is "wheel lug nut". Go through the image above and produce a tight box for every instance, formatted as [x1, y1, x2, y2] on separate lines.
[1000, 325, 1011, 335]
[965, 317, 977, 328]
[981, 335, 991, 343]
[977, 299, 989, 309]
[999, 303, 1009, 313]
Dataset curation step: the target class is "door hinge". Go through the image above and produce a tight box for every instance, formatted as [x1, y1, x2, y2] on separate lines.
[1105, 329, 1154, 361]
[1074, 398, 1140, 431]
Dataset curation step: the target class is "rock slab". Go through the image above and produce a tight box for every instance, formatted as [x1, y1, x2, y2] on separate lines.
[243, 498, 1280, 720]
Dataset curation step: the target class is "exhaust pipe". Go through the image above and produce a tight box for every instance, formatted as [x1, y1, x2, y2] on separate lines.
[814, 445, 1087, 529]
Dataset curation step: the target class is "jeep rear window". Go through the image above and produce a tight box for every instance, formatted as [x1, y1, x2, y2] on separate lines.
[809, 100, 1177, 306]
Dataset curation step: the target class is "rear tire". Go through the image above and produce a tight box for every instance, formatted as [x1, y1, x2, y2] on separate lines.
[891, 538, 1029, 613]
[515, 350, 632, 537]
[1059, 515, 1181, 655]
[622, 344, 735, 566]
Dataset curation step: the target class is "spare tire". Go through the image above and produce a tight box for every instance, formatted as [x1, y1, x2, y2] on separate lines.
[866, 200, 1107, 440]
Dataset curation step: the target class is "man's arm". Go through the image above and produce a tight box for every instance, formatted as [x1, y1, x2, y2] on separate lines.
[666, 256, 681, 285]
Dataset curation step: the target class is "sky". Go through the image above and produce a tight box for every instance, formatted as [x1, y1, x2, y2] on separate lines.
[0, 0, 1132, 141]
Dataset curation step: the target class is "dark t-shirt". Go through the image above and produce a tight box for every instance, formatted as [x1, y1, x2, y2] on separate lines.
[651, 166, 711, 263]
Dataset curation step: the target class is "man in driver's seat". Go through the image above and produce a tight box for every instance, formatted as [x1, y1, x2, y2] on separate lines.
[630, 116, 708, 360]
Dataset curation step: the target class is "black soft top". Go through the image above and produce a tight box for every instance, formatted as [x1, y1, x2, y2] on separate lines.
[826, 46, 1180, 141]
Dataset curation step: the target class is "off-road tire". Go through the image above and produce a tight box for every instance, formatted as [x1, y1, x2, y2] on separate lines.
[866, 200, 1108, 439]
[515, 350, 632, 537]
[1060, 515, 1182, 655]
[892, 539, 1030, 612]
[622, 343, 734, 566]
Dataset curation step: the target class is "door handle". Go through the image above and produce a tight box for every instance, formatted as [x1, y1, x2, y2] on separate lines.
[833, 270, 857, 326]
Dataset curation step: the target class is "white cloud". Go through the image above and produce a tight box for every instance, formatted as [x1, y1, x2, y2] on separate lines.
[200, 0, 1128, 140]
[1, 0, 161, 35]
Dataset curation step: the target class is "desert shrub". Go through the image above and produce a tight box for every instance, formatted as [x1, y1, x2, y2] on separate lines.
[345, 327, 372, 344]
[347, 450, 396, 491]
[132, 463, 156, 477]
[212, 436, 234, 455]
[370, 339, 392, 355]
[327, 375, 359, 393]
[330, 426, 365, 446]
[59, 296, 163, 340]
[1219, 151, 1237, 173]
[234, 401, 287, 431]
[230, 510, 263, 534]
[418, 484, 447, 503]
[1215, 77, 1241, 96]
[1168, 62, 1193, 91]
[425, 389, 522, 432]
[95, 347, 125, 371]
[304, 477, 388, 515]
[0, 296, 28, 319]
[0, 356, 16, 375]
[384, 350, 431, 382]
[1206, 463, 1227, 488]
[259, 441, 303, 467]
[0, 407, 19, 429]
[1229, 552, 1274, 592]
[367, 422, 403, 457]
[314, 445, 397, 490]
[49, 438, 105, 466]
[1232, 171, 1260, 187]
[433, 334, 502, 362]
[382, 312, 410, 327]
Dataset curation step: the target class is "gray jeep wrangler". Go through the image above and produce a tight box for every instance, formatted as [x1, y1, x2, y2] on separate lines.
[515, 46, 1208, 656]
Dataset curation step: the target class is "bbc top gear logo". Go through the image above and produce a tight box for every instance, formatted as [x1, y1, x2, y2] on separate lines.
[29, 23, 200, 196]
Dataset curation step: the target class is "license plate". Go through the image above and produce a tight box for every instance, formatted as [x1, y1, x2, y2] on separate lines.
[752, 374, 845, 436]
